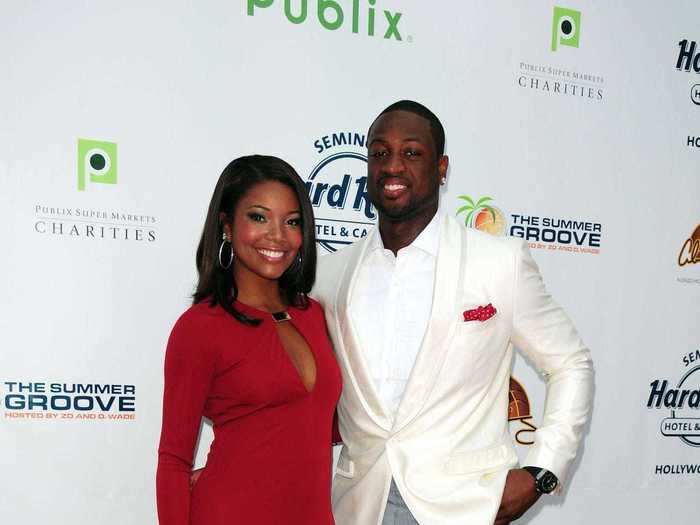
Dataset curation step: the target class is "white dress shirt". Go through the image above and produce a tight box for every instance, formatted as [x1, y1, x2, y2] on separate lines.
[349, 211, 441, 420]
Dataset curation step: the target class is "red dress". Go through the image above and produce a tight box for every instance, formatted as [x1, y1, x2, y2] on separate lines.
[156, 299, 341, 525]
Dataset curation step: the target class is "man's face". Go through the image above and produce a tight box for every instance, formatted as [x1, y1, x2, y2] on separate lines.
[367, 110, 447, 221]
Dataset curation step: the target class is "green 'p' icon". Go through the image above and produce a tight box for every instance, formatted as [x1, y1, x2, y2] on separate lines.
[77, 138, 117, 191]
[551, 6, 581, 52]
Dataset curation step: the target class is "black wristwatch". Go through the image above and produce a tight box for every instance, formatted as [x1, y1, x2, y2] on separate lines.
[522, 466, 559, 495]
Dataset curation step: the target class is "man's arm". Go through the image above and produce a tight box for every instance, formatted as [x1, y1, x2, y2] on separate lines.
[510, 239, 594, 480]
[496, 239, 594, 523]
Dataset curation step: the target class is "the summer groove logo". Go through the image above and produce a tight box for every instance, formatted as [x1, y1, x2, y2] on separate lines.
[456, 195, 602, 255]
[32, 138, 158, 243]
[456, 196, 506, 236]
[306, 132, 376, 253]
[3, 380, 137, 422]
[247, 0, 407, 42]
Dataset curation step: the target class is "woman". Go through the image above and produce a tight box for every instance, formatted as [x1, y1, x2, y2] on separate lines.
[156, 155, 341, 525]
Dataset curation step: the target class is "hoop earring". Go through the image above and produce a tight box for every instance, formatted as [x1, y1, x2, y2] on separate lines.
[218, 234, 234, 269]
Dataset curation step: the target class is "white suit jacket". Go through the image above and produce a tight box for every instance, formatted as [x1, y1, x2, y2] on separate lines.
[312, 214, 594, 525]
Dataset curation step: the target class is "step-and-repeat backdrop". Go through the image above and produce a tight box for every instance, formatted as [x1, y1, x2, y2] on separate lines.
[1, 1, 698, 523]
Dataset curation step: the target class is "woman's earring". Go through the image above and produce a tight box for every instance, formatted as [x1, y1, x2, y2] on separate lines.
[218, 232, 234, 269]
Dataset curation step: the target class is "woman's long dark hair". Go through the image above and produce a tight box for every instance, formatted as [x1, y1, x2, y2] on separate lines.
[193, 155, 317, 325]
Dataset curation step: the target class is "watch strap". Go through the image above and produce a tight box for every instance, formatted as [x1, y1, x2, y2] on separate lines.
[523, 466, 544, 479]
[522, 466, 558, 494]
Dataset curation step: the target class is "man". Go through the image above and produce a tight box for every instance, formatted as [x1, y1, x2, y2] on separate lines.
[313, 100, 593, 525]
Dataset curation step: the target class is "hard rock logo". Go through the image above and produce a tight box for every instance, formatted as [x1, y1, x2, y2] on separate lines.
[647, 350, 700, 448]
[306, 132, 377, 253]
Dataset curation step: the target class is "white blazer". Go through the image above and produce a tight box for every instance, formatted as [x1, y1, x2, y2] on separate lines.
[313, 214, 594, 525]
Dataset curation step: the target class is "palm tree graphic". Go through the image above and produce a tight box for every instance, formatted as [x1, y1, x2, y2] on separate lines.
[456, 195, 497, 227]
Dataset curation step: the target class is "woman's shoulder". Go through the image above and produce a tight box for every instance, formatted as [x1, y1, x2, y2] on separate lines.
[170, 300, 239, 338]
[295, 295, 322, 314]
[290, 296, 327, 326]
[176, 299, 225, 323]
[305, 296, 321, 311]
[166, 301, 253, 360]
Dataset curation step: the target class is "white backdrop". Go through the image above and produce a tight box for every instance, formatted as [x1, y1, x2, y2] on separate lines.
[1, 1, 699, 523]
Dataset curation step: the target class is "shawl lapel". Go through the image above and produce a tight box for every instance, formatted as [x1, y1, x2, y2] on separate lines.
[391, 215, 467, 434]
[333, 229, 393, 431]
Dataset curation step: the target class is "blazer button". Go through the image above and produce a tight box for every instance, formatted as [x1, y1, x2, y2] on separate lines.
[479, 472, 495, 486]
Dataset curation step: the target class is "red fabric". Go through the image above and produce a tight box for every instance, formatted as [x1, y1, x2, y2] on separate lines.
[156, 299, 341, 525]
[462, 303, 497, 322]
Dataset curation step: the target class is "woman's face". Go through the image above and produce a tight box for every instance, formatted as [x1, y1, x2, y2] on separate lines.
[224, 180, 303, 286]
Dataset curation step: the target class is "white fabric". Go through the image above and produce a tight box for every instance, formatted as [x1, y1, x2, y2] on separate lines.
[312, 214, 594, 525]
[349, 211, 440, 418]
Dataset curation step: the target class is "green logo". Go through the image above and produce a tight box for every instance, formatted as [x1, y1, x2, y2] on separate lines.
[77, 138, 117, 191]
[551, 6, 581, 52]
[247, 0, 403, 41]
[456, 195, 506, 236]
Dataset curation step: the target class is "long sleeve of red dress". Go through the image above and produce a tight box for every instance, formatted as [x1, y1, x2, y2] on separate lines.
[156, 310, 218, 524]
[156, 299, 341, 525]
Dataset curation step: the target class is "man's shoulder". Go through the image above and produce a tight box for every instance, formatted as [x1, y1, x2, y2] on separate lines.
[312, 238, 368, 301]
[455, 218, 524, 257]
[317, 240, 363, 273]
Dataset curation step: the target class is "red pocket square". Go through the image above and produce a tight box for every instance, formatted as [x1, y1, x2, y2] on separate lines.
[463, 304, 497, 322]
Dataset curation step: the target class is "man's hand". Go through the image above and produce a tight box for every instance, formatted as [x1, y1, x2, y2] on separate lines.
[495, 468, 540, 525]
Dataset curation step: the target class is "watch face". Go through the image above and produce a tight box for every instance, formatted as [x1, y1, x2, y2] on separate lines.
[539, 472, 558, 494]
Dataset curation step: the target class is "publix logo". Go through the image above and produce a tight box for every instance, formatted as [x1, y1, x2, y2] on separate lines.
[551, 6, 581, 52]
[247, 0, 406, 41]
[78, 138, 117, 192]
[306, 132, 376, 253]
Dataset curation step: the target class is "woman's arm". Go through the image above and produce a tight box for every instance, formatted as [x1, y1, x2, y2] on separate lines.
[156, 312, 216, 525]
